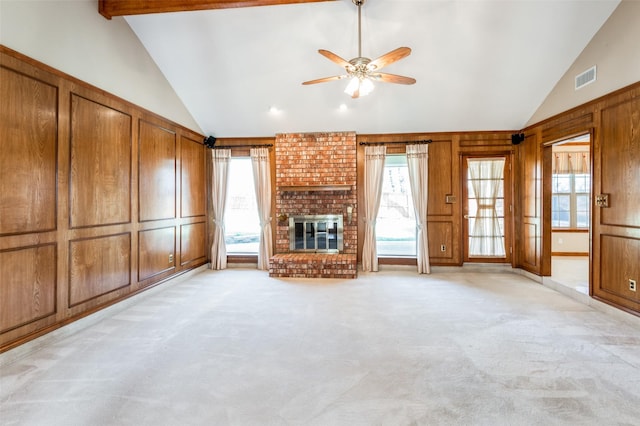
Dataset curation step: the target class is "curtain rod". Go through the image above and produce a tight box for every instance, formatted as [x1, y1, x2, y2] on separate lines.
[359, 139, 432, 146]
[211, 144, 273, 149]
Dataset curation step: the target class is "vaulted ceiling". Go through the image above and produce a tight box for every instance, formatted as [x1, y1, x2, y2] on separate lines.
[121, 0, 620, 137]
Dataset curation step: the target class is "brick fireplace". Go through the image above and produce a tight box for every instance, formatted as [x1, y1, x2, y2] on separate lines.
[269, 132, 357, 278]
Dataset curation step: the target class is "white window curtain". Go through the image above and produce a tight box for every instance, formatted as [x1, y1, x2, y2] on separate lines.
[553, 151, 590, 174]
[468, 158, 505, 256]
[362, 145, 386, 272]
[210, 149, 231, 270]
[250, 147, 273, 270]
[406, 144, 430, 274]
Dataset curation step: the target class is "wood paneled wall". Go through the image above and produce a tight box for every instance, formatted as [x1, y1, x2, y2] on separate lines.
[356, 132, 515, 266]
[0, 47, 207, 352]
[519, 81, 640, 316]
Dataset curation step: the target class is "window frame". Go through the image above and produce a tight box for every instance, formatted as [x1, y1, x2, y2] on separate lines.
[375, 152, 417, 258]
[224, 155, 261, 255]
[551, 172, 590, 230]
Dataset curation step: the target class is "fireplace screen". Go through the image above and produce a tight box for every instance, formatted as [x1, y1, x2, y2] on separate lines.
[289, 215, 343, 253]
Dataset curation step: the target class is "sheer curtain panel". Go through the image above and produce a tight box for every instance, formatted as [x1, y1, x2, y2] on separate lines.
[251, 147, 273, 270]
[468, 158, 505, 257]
[210, 149, 231, 269]
[362, 145, 386, 272]
[406, 144, 431, 273]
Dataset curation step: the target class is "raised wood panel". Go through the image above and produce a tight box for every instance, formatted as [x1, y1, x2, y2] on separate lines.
[428, 141, 452, 216]
[70, 94, 132, 228]
[180, 222, 206, 266]
[0, 66, 57, 235]
[597, 235, 640, 308]
[139, 120, 176, 221]
[0, 244, 56, 333]
[139, 227, 176, 281]
[600, 99, 640, 228]
[523, 222, 538, 267]
[522, 135, 539, 218]
[427, 221, 452, 259]
[69, 233, 131, 307]
[180, 136, 205, 218]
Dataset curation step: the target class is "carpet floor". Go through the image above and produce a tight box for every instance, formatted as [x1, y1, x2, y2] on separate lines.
[2, 267, 640, 425]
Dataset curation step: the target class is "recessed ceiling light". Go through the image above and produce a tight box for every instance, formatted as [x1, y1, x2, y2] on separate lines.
[269, 106, 281, 114]
[339, 104, 348, 112]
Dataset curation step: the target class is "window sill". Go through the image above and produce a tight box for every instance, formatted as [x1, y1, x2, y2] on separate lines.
[379, 257, 417, 266]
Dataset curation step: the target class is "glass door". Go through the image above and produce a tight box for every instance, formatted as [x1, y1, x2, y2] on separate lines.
[463, 155, 511, 263]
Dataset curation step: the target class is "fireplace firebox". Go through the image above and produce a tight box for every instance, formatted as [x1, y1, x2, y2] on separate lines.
[289, 215, 343, 253]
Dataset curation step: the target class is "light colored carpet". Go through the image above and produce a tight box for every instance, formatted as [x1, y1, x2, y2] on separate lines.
[2, 267, 640, 425]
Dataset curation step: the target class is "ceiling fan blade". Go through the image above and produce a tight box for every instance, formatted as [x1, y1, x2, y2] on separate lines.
[372, 72, 416, 85]
[368, 47, 412, 71]
[318, 49, 352, 69]
[302, 75, 348, 85]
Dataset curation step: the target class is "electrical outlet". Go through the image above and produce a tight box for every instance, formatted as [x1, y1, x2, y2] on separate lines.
[440, 244, 446, 252]
[169, 253, 174, 263]
[630, 279, 637, 292]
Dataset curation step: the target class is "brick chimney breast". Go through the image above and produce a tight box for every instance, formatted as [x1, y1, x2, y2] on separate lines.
[271, 132, 357, 278]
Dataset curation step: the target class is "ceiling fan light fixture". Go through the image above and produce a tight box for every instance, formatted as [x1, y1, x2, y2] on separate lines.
[344, 76, 374, 98]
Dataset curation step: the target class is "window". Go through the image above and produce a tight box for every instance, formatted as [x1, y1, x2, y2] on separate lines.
[376, 154, 416, 256]
[552, 173, 590, 229]
[224, 157, 260, 253]
[551, 148, 590, 229]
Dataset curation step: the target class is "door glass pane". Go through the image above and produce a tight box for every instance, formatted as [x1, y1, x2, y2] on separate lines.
[305, 223, 315, 249]
[316, 222, 327, 249]
[294, 223, 304, 249]
[328, 222, 338, 250]
[467, 158, 506, 257]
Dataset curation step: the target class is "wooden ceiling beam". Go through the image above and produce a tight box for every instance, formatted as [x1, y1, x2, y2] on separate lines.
[99, 0, 334, 19]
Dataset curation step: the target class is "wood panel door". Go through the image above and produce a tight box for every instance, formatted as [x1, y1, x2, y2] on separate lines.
[462, 154, 512, 263]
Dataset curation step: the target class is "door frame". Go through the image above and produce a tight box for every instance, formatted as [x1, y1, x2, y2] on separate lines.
[541, 131, 593, 290]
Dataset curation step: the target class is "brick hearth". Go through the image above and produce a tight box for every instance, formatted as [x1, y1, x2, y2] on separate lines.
[269, 132, 357, 279]
[269, 253, 357, 279]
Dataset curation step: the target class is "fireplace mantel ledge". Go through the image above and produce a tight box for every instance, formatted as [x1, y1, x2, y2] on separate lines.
[279, 184, 351, 192]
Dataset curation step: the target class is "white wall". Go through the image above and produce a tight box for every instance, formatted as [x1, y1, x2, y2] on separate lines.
[527, 0, 640, 125]
[0, 0, 202, 133]
[552, 232, 589, 254]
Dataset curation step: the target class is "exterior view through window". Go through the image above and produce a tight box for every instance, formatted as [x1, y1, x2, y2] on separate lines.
[551, 146, 590, 229]
[552, 173, 590, 228]
[376, 154, 416, 256]
[224, 157, 260, 254]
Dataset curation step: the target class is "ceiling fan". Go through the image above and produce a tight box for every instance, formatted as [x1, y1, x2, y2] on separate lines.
[302, 0, 416, 99]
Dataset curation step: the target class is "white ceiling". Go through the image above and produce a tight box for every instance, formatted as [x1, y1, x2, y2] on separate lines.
[125, 0, 620, 138]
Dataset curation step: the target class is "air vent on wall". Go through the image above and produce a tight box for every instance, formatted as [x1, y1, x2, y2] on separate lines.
[575, 66, 596, 90]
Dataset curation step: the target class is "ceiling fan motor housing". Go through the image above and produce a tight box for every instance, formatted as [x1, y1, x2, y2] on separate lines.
[348, 57, 375, 79]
